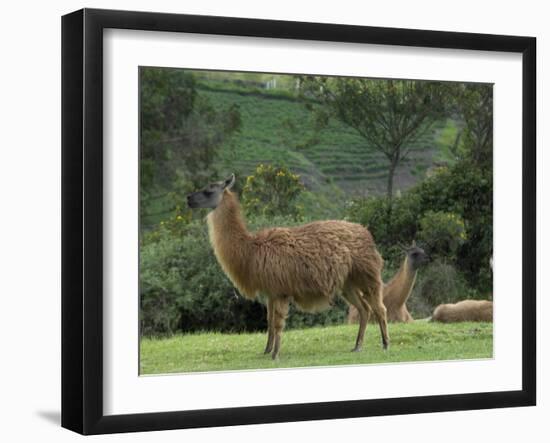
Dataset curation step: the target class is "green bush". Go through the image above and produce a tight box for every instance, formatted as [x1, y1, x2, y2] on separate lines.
[415, 161, 492, 292]
[140, 220, 255, 336]
[241, 163, 305, 220]
[345, 192, 421, 266]
[408, 260, 472, 318]
[345, 159, 492, 293]
[141, 217, 280, 336]
[286, 298, 348, 329]
[417, 210, 466, 259]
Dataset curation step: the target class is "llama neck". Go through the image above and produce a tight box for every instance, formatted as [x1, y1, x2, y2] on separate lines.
[206, 191, 254, 294]
[384, 256, 417, 307]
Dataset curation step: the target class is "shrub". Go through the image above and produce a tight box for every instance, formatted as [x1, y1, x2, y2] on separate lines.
[408, 260, 480, 318]
[241, 163, 305, 220]
[345, 192, 421, 266]
[140, 221, 223, 335]
[141, 218, 270, 336]
[346, 159, 492, 293]
[286, 298, 348, 329]
[415, 161, 492, 291]
[417, 210, 466, 260]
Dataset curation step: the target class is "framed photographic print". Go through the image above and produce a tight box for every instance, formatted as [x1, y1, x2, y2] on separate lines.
[61, 8, 536, 435]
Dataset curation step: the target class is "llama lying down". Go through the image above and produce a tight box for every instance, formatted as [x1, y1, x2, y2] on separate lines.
[431, 300, 493, 323]
[187, 174, 389, 359]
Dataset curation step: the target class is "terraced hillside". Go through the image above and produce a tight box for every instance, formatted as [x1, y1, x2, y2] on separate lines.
[198, 79, 459, 211]
[141, 76, 461, 225]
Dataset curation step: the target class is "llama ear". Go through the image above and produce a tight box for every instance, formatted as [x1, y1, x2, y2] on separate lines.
[223, 174, 235, 190]
[411, 239, 417, 248]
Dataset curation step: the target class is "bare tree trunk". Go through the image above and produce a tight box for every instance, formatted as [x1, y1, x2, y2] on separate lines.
[386, 157, 398, 200]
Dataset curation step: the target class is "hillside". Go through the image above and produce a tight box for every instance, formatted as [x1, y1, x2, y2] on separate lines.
[198, 78, 460, 218]
[141, 74, 461, 225]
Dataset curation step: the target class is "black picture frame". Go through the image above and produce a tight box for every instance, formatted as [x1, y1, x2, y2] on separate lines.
[61, 8, 536, 435]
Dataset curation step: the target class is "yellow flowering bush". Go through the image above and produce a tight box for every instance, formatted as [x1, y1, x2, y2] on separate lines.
[417, 210, 467, 257]
[141, 207, 192, 245]
[241, 163, 305, 220]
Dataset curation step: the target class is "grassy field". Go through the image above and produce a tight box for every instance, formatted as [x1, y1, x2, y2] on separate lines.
[140, 321, 492, 375]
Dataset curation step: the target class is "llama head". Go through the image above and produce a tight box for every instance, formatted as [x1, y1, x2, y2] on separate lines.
[405, 242, 429, 271]
[187, 174, 235, 209]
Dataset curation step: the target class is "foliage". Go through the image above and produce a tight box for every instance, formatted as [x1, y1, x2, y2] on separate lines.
[140, 321, 493, 374]
[141, 217, 260, 336]
[345, 191, 422, 264]
[451, 83, 493, 167]
[241, 164, 305, 220]
[140, 68, 241, 226]
[417, 211, 467, 259]
[346, 158, 492, 295]
[285, 298, 348, 329]
[408, 260, 474, 318]
[299, 77, 448, 198]
[415, 161, 493, 291]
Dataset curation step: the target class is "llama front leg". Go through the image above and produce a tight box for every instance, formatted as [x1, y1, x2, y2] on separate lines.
[264, 297, 275, 354]
[271, 297, 289, 360]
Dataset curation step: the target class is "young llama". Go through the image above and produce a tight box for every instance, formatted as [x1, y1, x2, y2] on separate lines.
[187, 174, 389, 359]
[348, 243, 429, 323]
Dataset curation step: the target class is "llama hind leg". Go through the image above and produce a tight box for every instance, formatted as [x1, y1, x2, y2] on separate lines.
[357, 293, 373, 324]
[342, 288, 370, 352]
[363, 281, 390, 350]
[264, 298, 275, 354]
[271, 297, 290, 360]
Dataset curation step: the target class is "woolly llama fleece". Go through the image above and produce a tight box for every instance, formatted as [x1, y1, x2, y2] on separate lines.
[187, 174, 389, 359]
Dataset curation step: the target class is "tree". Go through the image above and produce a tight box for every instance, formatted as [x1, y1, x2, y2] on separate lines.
[140, 68, 241, 225]
[414, 161, 493, 291]
[300, 77, 447, 200]
[453, 83, 493, 167]
[444, 83, 493, 289]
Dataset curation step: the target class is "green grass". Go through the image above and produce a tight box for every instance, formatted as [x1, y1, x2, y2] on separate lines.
[434, 118, 461, 164]
[140, 321, 492, 375]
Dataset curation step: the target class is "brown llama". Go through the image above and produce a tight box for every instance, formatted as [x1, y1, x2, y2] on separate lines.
[348, 243, 429, 323]
[187, 174, 389, 359]
[431, 300, 493, 323]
